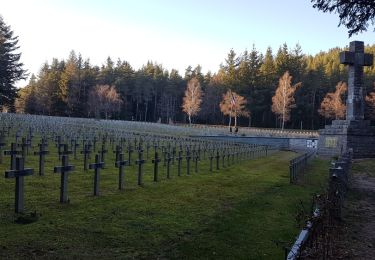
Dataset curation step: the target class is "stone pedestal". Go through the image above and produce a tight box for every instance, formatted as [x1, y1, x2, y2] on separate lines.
[318, 120, 375, 158]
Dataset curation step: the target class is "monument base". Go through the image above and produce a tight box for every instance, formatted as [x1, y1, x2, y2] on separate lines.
[317, 120, 375, 159]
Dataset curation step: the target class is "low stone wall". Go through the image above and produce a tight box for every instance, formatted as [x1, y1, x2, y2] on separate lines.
[193, 135, 318, 151]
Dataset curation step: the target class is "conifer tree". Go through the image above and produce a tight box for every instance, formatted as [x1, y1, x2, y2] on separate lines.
[0, 16, 27, 110]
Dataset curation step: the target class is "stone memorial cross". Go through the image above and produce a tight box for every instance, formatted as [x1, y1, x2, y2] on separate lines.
[340, 41, 373, 120]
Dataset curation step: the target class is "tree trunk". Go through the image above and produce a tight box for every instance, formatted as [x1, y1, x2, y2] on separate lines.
[136, 100, 139, 121]
[311, 89, 316, 130]
[144, 102, 148, 122]
[228, 110, 232, 128]
[154, 93, 157, 122]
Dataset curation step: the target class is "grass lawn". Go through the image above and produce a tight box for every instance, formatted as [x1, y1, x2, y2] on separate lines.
[0, 146, 329, 259]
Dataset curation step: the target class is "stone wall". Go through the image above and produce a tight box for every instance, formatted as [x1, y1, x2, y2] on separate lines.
[194, 135, 318, 152]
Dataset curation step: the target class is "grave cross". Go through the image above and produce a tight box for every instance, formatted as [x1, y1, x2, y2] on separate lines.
[172, 147, 176, 165]
[127, 144, 134, 166]
[20, 137, 30, 158]
[80, 144, 91, 171]
[5, 157, 33, 213]
[4, 143, 20, 170]
[99, 143, 108, 163]
[186, 149, 191, 175]
[54, 155, 75, 203]
[152, 151, 161, 182]
[34, 143, 49, 176]
[0, 134, 6, 164]
[93, 136, 98, 151]
[113, 145, 122, 162]
[222, 151, 226, 168]
[166, 152, 172, 179]
[135, 149, 145, 186]
[340, 41, 374, 120]
[177, 150, 183, 176]
[115, 153, 128, 190]
[146, 142, 151, 159]
[71, 139, 79, 160]
[216, 150, 220, 170]
[57, 143, 65, 160]
[209, 153, 214, 172]
[58, 144, 72, 161]
[89, 154, 105, 196]
[227, 149, 232, 166]
[194, 152, 199, 173]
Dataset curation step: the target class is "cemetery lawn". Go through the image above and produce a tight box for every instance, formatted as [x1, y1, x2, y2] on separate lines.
[0, 151, 328, 259]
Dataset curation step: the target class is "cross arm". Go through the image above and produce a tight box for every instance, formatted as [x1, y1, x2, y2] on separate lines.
[340, 51, 355, 65]
[4, 150, 20, 155]
[136, 159, 146, 164]
[364, 53, 374, 66]
[152, 158, 161, 163]
[54, 165, 75, 173]
[115, 160, 128, 167]
[5, 168, 34, 178]
[34, 150, 49, 155]
[89, 162, 105, 169]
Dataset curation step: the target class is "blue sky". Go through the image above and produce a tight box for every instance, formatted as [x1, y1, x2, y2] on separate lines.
[1, 0, 374, 86]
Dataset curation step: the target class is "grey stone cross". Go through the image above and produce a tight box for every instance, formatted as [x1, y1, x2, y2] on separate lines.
[166, 152, 172, 179]
[152, 151, 161, 182]
[5, 157, 33, 213]
[135, 149, 145, 186]
[89, 154, 105, 196]
[54, 155, 75, 203]
[176, 150, 183, 176]
[185, 149, 191, 175]
[0, 133, 5, 164]
[4, 143, 20, 170]
[340, 41, 374, 120]
[34, 142, 49, 176]
[115, 153, 128, 190]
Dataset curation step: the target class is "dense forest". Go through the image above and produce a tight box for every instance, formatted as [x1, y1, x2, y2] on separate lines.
[13, 43, 375, 130]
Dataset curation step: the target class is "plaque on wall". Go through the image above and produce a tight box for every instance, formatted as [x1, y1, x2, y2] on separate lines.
[325, 137, 338, 148]
[307, 139, 318, 148]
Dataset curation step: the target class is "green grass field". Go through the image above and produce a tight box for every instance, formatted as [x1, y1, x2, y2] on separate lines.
[0, 144, 329, 259]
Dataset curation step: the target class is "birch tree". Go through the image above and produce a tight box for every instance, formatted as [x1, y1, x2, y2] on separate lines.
[319, 81, 347, 120]
[220, 90, 250, 128]
[88, 85, 122, 119]
[271, 71, 301, 129]
[182, 77, 202, 124]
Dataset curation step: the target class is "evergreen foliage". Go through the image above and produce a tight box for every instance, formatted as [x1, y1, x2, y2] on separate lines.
[12, 43, 375, 129]
[0, 16, 27, 111]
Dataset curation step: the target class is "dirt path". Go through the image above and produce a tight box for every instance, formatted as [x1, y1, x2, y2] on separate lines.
[333, 161, 375, 259]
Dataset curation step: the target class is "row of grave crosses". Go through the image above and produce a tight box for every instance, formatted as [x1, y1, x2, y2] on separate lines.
[1, 130, 268, 214]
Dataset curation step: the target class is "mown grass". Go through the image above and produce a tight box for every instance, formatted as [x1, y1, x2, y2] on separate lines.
[0, 137, 329, 259]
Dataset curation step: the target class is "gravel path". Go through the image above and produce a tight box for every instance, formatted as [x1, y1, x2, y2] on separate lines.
[332, 163, 375, 259]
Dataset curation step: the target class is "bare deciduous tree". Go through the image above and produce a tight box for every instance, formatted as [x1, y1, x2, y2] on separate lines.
[88, 85, 123, 119]
[220, 90, 250, 128]
[182, 77, 203, 124]
[319, 81, 347, 120]
[271, 71, 301, 129]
